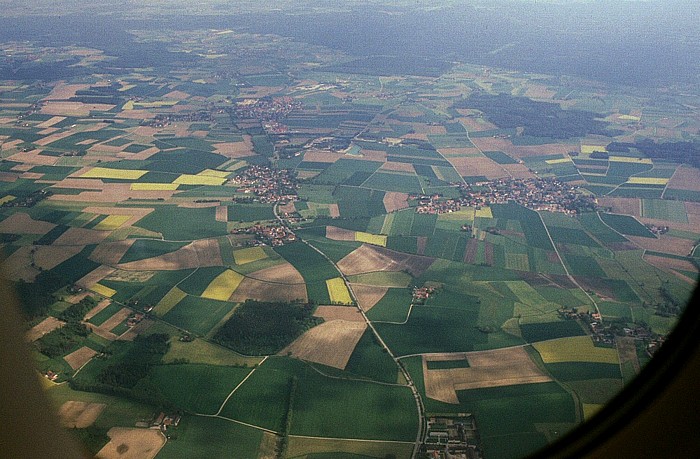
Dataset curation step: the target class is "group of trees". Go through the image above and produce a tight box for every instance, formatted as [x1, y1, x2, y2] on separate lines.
[215, 300, 322, 355]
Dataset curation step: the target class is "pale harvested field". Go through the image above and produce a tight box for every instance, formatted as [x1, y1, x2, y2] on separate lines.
[84, 298, 113, 321]
[257, 431, 279, 459]
[40, 101, 115, 116]
[20, 172, 44, 180]
[302, 150, 344, 163]
[278, 201, 296, 215]
[469, 136, 513, 152]
[238, 86, 284, 98]
[686, 202, 700, 228]
[380, 161, 415, 173]
[1, 245, 83, 281]
[105, 270, 155, 283]
[505, 143, 573, 158]
[337, 244, 434, 277]
[117, 109, 156, 120]
[450, 156, 509, 179]
[215, 205, 228, 222]
[118, 146, 160, 161]
[163, 90, 190, 99]
[350, 284, 388, 312]
[423, 347, 551, 404]
[7, 149, 61, 165]
[280, 320, 367, 370]
[458, 116, 498, 132]
[1, 138, 23, 150]
[598, 198, 641, 217]
[64, 346, 98, 370]
[667, 165, 700, 191]
[247, 262, 305, 284]
[524, 85, 557, 99]
[51, 183, 175, 202]
[644, 254, 698, 281]
[617, 336, 640, 376]
[96, 427, 165, 459]
[98, 308, 132, 335]
[314, 305, 365, 322]
[117, 238, 223, 271]
[328, 203, 340, 218]
[326, 225, 356, 241]
[0, 212, 55, 234]
[357, 149, 387, 162]
[36, 130, 78, 147]
[58, 401, 106, 428]
[66, 292, 91, 304]
[628, 234, 694, 256]
[36, 115, 66, 128]
[503, 163, 536, 179]
[118, 319, 155, 342]
[76, 265, 116, 290]
[43, 83, 88, 100]
[89, 240, 136, 265]
[26, 316, 65, 342]
[383, 192, 410, 213]
[54, 227, 111, 246]
[437, 147, 481, 158]
[214, 137, 255, 158]
[229, 276, 308, 303]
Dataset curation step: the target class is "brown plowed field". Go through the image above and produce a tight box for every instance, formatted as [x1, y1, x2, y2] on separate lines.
[667, 165, 700, 191]
[450, 156, 509, 179]
[89, 240, 136, 265]
[64, 346, 98, 370]
[58, 401, 106, 428]
[383, 192, 409, 213]
[96, 427, 165, 459]
[314, 305, 365, 322]
[215, 205, 228, 222]
[54, 227, 111, 246]
[76, 265, 116, 290]
[326, 226, 356, 241]
[350, 284, 388, 311]
[230, 276, 307, 303]
[117, 238, 223, 271]
[0, 212, 55, 234]
[280, 320, 367, 370]
[26, 317, 65, 342]
[598, 197, 641, 217]
[423, 347, 551, 404]
[246, 262, 305, 284]
[337, 244, 434, 277]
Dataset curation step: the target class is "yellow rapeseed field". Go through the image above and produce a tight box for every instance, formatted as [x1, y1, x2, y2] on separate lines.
[153, 287, 187, 317]
[91, 283, 116, 298]
[533, 336, 619, 364]
[475, 206, 493, 218]
[80, 167, 147, 180]
[233, 247, 268, 265]
[130, 183, 179, 191]
[201, 270, 244, 301]
[93, 215, 131, 231]
[327, 277, 353, 304]
[173, 174, 227, 186]
[545, 157, 572, 165]
[627, 177, 668, 185]
[354, 231, 387, 247]
[609, 156, 652, 164]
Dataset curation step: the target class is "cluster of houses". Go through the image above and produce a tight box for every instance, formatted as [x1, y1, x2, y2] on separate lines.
[410, 177, 596, 217]
[234, 96, 300, 128]
[412, 286, 436, 304]
[422, 415, 482, 459]
[143, 110, 213, 128]
[458, 178, 597, 215]
[559, 307, 661, 353]
[152, 412, 181, 432]
[645, 223, 669, 236]
[231, 165, 299, 203]
[232, 223, 297, 246]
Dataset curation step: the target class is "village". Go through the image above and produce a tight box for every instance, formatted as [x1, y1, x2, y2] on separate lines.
[413, 178, 598, 216]
[421, 414, 483, 459]
[231, 165, 300, 204]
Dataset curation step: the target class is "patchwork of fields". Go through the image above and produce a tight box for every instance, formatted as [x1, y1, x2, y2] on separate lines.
[0, 22, 696, 459]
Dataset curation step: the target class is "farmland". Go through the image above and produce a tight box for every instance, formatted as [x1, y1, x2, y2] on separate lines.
[1, 11, 696, 459]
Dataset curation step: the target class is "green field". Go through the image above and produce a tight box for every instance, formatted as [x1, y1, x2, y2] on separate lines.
[156, 415, 263, 459]
[599, 213, 656, 238]
[136, 206, 227, 240]
[641, 199, 689, 223]
[162, 295, 235, 336]
[366, 288, 412, 322]
[119, 239, 188, 263]
[344, 329, 399, 383]
[145, 364, 252, 413]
